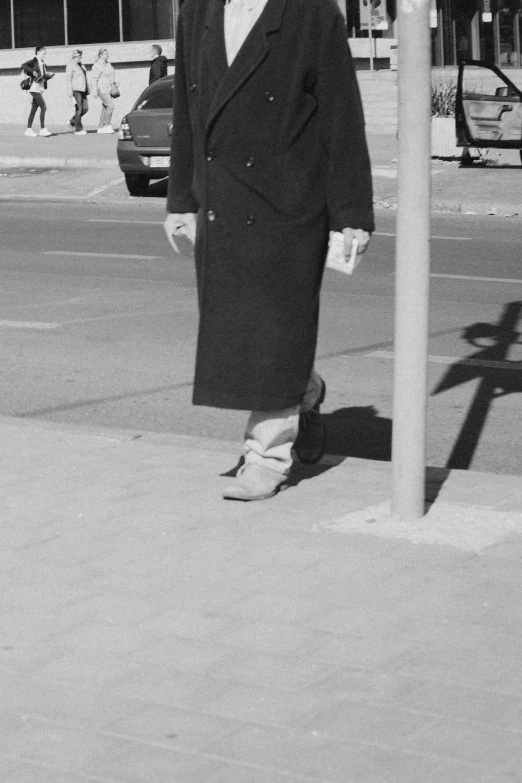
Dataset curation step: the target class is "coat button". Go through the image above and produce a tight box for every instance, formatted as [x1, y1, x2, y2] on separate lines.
[246, 215, 255, 226]
[206, 150, 215, 162]
[190, 83, 197, 91]
[265, 91, 274, 102]
[246, 156, 254, 168]
[207, 210, 216, 222]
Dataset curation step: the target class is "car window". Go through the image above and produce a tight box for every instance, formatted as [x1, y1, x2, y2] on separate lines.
[462, 64, 519, 100]
[135, 81, 174, 110]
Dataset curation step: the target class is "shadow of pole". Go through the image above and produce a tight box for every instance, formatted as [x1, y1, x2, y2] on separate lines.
[433, 300, 522, 471]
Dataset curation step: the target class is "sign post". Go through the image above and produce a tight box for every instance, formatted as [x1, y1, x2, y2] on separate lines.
[391, 0, 432, 520]
[368, 0, 374, 72]
[359, 0, 388, 71]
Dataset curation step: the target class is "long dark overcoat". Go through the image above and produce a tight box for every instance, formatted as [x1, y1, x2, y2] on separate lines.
[167, 0, 374, 411]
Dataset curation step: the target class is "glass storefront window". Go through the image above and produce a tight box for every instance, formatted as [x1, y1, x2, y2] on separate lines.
[0, 0, 12, 49]
[68, 0, 120, 45]
[122, 0, 174, 42]
[14, 0, 65, 48]
[497, 2, 520, 66]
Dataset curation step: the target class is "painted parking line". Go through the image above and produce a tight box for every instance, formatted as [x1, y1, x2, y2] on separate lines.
[0, 320, 62, 330]
[431, 273, 522, 284]
[85, 176, 125, 198]
[366, 350, 522, 370]
[375, 232, 472, 241]
[42, 251, 160, 260]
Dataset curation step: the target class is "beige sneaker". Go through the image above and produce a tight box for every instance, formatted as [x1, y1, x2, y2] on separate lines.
[25, 128, 37, 137]
[222, 463, 289, 501]
[39, 128, 52, 137]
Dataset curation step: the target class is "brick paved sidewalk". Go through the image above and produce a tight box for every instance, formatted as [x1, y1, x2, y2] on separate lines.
[2, 414, 522, 782]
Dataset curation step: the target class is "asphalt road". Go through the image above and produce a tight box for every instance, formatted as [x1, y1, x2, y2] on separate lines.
[1, 199, 521, 475]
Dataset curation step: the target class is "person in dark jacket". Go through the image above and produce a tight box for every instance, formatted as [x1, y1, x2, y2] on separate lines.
[164, 0, 374, 501]
[22, 46, 55, 137]
[149, 45, 168, 84]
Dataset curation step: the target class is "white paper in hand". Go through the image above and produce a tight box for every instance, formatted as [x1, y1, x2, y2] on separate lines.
[325, 233, 359, 276]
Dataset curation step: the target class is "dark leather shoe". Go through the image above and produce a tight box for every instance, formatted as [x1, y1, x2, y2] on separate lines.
[293, 379, 326, 464]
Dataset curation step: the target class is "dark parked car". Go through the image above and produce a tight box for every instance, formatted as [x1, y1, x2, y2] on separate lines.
[117, 75, 173, 196]
[456, 59, 522, 163]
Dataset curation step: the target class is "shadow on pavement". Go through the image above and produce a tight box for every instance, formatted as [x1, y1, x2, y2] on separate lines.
[323, 405, 391, 461]
[433, 300, 522, 470]
[147, 177, 168, 198]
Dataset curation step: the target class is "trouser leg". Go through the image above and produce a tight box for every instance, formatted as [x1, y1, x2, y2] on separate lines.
[27, 97, 38, 127]
[243, 368, 325, 474]
[301, 368, 324, 412]
[37, 95, 46, 128]
[99, 93, 114, 127]
[73, 91, 82, 130]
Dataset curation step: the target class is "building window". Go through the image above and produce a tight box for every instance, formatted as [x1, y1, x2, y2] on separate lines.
[68, 0, 120, 45]
[0, 0, 12, 48]
[1, 0, 176, 49]
[14, 0, 65, 48]
[123, 0, 174, 41]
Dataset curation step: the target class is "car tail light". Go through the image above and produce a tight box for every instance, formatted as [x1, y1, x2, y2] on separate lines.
[118, 117, 133, 140]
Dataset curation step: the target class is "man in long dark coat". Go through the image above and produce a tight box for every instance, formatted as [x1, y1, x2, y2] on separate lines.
[164, 0, 374, 500]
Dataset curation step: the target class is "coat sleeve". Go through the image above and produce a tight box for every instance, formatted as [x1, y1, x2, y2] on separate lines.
[22, 58, 37, 78]
[90, 62, 100, 94]
[65, 62, 73, 96]
[316, 12, 374, 233]
[166, 13, 199, 214]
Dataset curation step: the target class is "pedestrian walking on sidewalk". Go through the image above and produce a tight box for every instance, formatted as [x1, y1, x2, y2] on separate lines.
[66, 49, 89, 135]
[149, 44, 168, 84]
[164, 0, 374, 501]
[90, 48, 118, 133]
[22, 46, 55, 137]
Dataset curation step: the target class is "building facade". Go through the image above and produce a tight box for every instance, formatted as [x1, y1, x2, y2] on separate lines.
[1, 0, 520, 69]
[344, 0, 522, 69]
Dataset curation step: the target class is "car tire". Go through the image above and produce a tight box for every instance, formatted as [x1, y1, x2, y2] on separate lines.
[125, 174, 150, 196]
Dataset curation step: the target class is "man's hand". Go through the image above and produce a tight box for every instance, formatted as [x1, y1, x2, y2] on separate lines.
[342, 227, 371, 273]
[164, 212, 197, 253]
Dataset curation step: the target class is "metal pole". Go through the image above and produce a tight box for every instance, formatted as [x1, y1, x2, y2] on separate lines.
[118, 0, 124, 42]
[10, 0, 15, 49]
[63, 0, 68, 46]
[391, 0, 431, 520]
[368, 2, 374, 72]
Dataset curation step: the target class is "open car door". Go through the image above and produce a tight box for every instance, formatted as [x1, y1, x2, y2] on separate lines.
[456, 60, 522, 150]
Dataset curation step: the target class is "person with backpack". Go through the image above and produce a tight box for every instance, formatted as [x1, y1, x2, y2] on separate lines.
[66, 49, 90, 135]
[22, 46, 55, 137]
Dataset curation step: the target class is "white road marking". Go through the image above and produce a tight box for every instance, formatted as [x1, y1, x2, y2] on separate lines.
[0, 320, 62, 330]
[367, 350, 522, 370]
[86, 219, 163, 225]
[42, 251, 160, 260]
[86, 176, 125, 198]
[431, 273, 522, 284]
[375, 232, 472, 241]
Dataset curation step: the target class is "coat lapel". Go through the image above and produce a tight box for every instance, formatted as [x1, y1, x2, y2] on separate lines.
[204, 0, 287, 137]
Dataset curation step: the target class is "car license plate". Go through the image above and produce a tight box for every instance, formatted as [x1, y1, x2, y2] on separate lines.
[150, 156, 170, 167]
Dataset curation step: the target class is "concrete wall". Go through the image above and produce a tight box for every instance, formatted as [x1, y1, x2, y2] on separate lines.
[431, 66, 522, 92]
[0, 41, 174, 128]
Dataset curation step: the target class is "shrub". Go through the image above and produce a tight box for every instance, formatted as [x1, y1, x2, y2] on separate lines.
[431, 80, 457, 117]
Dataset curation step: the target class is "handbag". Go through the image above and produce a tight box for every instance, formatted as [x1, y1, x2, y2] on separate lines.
[110, 83, 120, 98]
[20, 72, 31, 91]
